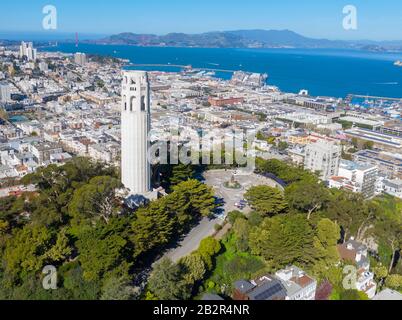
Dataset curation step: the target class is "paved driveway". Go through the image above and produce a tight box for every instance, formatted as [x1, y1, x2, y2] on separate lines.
[166, 216, 221, 262]
[164, 169, 280, 262]
[204, 169, 282, 213]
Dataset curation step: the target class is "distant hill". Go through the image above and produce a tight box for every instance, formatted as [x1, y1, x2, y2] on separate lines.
[87, 29, 402, 50]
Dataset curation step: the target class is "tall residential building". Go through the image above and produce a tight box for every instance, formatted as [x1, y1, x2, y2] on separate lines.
[121, 70, 151, 195]
[19, 42, 37, 61]
[19, 41, 26, 58]
[74, 52, 87, 66]
[38, 62, 49, 72]
[336, 160, 378, 198]
[304, 140, 341, 180]
[0, 82, 11, 103]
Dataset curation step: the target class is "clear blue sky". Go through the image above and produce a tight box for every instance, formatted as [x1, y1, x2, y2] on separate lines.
[1, 0, 401, 40]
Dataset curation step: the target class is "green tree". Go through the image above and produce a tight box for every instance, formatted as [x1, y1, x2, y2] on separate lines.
[148, 258, 190, 300]
[373, 216, 402, 273]
[0, 197, 17, 224]
[232, 218, 250, 252]
[44, 229, 72, 262]
[145, 291, 159, 300]
[277, 141, 289, 151]
[131, 199, 175, 258]
[198, 237, 221, 270]
[0, 108, 8, 121]
[340, 289, 369, 300]
[285, 181, 330, 220]
[0, 220, 9, 235]
[3, 225, 53, 282]
[245, 185, 288, 216]
[162, 191, 193, 233]
[256, 131, 266, 141]
[172, 179, 216, 217]
[249, 214, 316, 269]
[227, 210, 245, 225]
[76, 219, 131, 281]
[170, 164, 195, 186]
[69, 176, 122, 225]
[179, 253, 206, 284]
[385, 274, 402, 290]
[312, 219, 341, 278]
[373, 265, 388, 288]
[31, 204, 65, 229]
[248, 211, 264, 227]
[324, 190, 375, 242]
[22, 157, 117, 214]
[363, 141, 374, 150]
[100, 276, 140, 300]
[255, 158, 317, 184]
[60, 262, 100, 300]
[351, 138, 359, 149]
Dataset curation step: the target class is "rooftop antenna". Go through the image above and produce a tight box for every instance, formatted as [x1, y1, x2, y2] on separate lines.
[75, 32, 79, 48]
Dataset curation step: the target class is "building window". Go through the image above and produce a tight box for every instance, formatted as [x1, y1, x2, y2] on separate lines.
[130, 96, 136, 111]
[123, 95, 127, 110]
[141, 96, 145, 111]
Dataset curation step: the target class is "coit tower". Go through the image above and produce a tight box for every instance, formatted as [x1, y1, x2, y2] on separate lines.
[121, 70, 151, 194]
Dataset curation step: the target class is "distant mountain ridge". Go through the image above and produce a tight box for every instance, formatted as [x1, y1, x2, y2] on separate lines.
[87, 29, 402, 50]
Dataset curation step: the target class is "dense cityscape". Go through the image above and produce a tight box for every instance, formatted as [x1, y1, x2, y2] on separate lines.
[0, 38, 400, 303]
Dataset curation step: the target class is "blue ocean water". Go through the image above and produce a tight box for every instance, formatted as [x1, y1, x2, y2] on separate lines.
[43, 44, 402, 98]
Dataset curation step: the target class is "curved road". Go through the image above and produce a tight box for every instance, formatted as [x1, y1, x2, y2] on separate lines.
[165, 169, 280, 262]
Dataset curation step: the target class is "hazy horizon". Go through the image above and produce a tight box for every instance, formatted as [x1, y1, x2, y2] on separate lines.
[0, 29, 402, 43]
[1, 0, 402, 41]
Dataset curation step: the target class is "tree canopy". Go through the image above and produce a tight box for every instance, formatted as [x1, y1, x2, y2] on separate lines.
[249, 214, 317, 269]
[245, 185, 288, 216]
[0, 158, 217, 300]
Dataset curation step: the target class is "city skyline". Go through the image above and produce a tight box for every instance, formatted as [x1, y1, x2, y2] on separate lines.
[0, 1, 401, 305]
[0, 34, 401, 303]
[1, 0, 402, 41]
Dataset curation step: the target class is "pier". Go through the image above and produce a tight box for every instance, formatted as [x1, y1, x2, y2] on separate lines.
[345, 94, 402, 103]
[131, 63, 237, 73]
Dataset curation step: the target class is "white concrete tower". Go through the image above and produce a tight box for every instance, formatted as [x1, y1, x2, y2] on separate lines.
[121, 70, 151, 194]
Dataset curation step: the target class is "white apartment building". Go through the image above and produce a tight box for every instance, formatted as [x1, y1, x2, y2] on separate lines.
[304, 140, 341, 180]
[19, 42, 37, 61]
[74, 52, 87, 66]
[0, 82, 11, 103]
[329, 160, 378, 198]
[39, 62, 49, 72]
